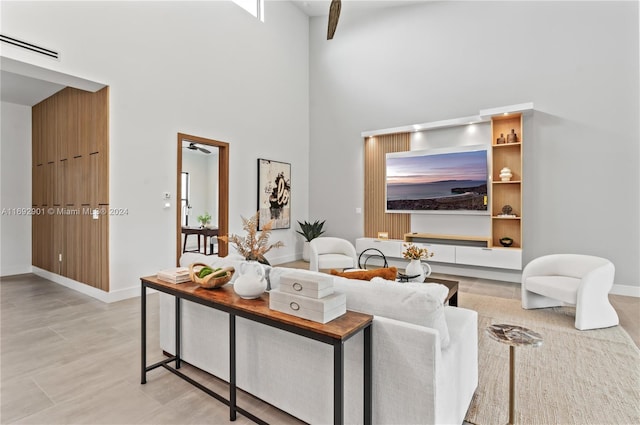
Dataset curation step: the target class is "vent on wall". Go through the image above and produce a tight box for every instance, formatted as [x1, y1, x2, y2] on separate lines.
[0, 34, 59, 60]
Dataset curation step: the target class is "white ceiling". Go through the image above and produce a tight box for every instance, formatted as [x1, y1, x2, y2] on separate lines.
[1, 57, 105, 106]
[290, 0, 426, 17]
[1, 70, 65, 106]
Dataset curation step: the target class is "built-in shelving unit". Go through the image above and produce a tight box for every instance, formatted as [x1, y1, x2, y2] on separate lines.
[491, 113, 523, 249]
[359, 103, 531, 272]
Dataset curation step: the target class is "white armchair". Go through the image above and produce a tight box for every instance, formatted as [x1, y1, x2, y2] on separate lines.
[309, 237, 357, 272]
[522, 254, 619, 330]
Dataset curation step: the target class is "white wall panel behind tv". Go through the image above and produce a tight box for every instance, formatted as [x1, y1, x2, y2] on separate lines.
[408, 123, 492, 237]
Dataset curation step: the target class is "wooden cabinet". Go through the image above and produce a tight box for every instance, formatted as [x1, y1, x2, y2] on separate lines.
[491, 113, 523, 249]
[31, 86, 109, 291]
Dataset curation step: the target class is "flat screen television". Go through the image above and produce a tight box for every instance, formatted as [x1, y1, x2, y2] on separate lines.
[385, 145, 489, 214]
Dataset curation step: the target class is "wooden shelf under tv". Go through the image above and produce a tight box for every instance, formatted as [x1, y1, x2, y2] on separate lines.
[404, 233, 491, 248]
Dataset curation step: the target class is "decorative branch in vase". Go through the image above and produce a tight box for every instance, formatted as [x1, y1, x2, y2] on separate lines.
[402, 243, 434, 282]
[219, 211, 284, 265]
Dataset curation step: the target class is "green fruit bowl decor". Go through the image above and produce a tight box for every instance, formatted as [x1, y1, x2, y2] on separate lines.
[189, 262, 235, 289]
[499, 237, 514, 247]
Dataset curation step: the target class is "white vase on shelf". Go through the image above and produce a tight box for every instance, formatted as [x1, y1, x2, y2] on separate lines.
[500, 167, 513, 182]
[404, 259, 432, 282]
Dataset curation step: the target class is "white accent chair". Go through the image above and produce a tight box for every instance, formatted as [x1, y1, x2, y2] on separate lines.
[522, 254, 619, 330]
[309, 237, 357, 272]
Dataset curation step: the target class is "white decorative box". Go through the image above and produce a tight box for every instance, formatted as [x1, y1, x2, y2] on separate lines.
[279, 272, 334, 299]
[269, 289, 346, 324]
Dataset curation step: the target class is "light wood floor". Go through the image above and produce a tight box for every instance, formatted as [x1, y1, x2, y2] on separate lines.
[1, 267, 638, 424]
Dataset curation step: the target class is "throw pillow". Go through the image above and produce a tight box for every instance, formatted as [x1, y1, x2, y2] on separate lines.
[335, 276, 451, 348]
[329, 267, 397, 281]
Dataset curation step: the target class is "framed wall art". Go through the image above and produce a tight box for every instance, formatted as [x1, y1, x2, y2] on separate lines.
[257, 158, 291, 230]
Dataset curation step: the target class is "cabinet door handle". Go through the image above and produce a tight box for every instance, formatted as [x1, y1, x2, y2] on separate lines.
[292, 282, 303, 291]
[482, 248, 493, 251]
[289, 302, 300, 311]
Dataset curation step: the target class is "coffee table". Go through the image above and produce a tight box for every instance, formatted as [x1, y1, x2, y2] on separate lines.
[424, 277, 459, 306]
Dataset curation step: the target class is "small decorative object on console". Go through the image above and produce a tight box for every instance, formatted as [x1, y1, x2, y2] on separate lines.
[270, 271, 346, 323]
[502, 204, 513, 215]
[157, 267, 191, 284]
[500, 237, 514, 247]
[189, 263, 234, 288]
[233, 261, 267, 299]
[496, 133, 506, 144]
[219, 211, 284, 265]
[507, 129, 519, 143]
[281, 272, 334, 298]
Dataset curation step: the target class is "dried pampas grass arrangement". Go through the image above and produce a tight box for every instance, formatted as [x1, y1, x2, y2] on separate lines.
[219, 211, 284, 265]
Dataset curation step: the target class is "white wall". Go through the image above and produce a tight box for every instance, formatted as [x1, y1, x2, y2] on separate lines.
[1, 1, 309, 298]
[308, 1, 639, 292]
[0, 102, 32, 276]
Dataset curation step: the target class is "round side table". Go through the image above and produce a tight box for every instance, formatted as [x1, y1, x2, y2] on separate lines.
[486, 323, 543, 425]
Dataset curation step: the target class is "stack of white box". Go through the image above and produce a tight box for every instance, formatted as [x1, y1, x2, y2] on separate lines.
[269, 271, 346, 324]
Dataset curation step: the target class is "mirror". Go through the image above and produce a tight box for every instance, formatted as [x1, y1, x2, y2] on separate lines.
[176, 133, 229, 264]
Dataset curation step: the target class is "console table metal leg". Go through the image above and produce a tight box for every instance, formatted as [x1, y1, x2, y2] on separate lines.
[334, 341, 344, 425]
[140, 283, 147, 384]
[175, 297, 181, 369]
[230, 314, 237, 421]
[364, 325, 372, 425]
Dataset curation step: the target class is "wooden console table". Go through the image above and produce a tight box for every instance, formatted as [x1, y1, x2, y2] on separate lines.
[140, 276, 373, 425]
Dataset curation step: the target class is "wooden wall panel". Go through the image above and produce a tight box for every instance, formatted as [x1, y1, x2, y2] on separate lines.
[363, 133, 411, 240]
[31, 87, 109, 291]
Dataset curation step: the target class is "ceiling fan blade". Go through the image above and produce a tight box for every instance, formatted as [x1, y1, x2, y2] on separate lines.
[198, 146, 211, 154]
[327, 0, 341, 40]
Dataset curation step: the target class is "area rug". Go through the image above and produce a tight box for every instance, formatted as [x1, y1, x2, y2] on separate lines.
[460, 292, 640, 425]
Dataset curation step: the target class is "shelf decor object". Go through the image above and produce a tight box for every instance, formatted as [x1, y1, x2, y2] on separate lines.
[500, 237, 514, 247]
[500, 167, 513, 181]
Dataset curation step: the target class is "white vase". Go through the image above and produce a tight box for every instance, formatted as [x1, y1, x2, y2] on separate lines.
[302, 241, 310, 262]
[500, 167, 513, 182]
[233, 261, 267, 299]
[404, 259, 432, 282]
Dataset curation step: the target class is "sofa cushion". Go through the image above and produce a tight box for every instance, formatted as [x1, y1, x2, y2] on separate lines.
[337, 276, 450, 348]
[330, 267, 398, 281]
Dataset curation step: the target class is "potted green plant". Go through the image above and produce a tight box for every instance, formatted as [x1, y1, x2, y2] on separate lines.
[197, 212, 212, 228]
[296, 220, 325, 262]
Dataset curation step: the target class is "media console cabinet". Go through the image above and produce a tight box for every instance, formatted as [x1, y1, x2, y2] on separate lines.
[356, 234, 522, 270]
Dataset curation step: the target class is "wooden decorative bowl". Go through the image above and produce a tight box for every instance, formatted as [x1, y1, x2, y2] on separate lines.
[189, 262, 234, 289]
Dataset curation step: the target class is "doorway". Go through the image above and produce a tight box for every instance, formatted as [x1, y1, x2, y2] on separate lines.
[176, 133, 229, 264]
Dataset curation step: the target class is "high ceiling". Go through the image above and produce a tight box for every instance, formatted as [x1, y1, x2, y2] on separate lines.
[290, 0, 425, 17]
[1, 1, 427, 106]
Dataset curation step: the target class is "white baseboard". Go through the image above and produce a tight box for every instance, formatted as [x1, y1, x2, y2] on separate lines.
[611, 284, 640, 298]
[32, 267, 143, 303]
[1, 265, 33, 277]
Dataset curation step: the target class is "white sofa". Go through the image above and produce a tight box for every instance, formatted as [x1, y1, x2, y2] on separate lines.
[159, 254, 478, 424]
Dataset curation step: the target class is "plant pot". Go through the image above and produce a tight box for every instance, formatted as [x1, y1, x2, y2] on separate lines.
[302, 241, 310, 262]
